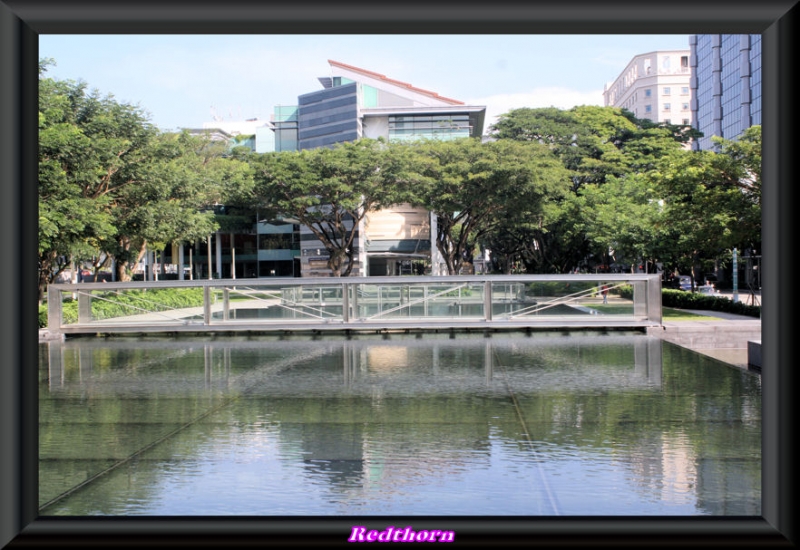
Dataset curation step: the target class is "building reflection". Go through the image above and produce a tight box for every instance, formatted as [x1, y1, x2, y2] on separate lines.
[38, 333, 761, 516]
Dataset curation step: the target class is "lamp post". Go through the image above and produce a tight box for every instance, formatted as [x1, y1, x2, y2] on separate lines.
[732, 248, 738, 302]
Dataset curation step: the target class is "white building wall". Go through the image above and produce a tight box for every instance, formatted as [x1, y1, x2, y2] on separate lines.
[362, 115, 389, 139]
[331, 62, 462, 108]
[365, 205, 430, 242]
[603, 50, 692, 125]
[202, 119, 270, 135]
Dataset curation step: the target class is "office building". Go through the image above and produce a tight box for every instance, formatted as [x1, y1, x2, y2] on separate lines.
[689, 34, 761, 151]
[166, 61, 486, 279]
[603, 50, 692, 126]
[270, 60, 487, 277]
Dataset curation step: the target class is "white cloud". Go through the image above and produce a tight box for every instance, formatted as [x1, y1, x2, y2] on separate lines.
[468, 87, 605, 133]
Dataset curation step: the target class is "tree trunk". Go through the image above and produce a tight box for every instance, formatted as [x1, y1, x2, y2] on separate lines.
[327, 250, 344, 277]
[38, 251, 58, 304]
[38, 269, 49, 304]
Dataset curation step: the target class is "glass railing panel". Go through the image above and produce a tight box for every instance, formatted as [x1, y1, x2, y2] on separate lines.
[46, 275, 661, 333]
[353, 282, 487, 320]
[57, 286, 209, 326]
[499, 280, 637, 319]
[218, 283, 344, 322]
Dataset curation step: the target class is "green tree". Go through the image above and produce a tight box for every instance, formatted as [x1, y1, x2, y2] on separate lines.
[38, 61, 156, 298]
[408, 138, 571, 275]
[711, 125, 761, 250]
[251, 139, 413, 277]
[103, 131, 253, 281]
[647, 146, 756, 286]
[577, 174, 666, 273]
[489, 106, 694, 273]
[491, 105, 692, 188]
[38, 61, 253, 297]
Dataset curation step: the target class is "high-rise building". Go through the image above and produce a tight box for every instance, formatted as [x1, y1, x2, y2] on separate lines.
[269, 60, 487, 277]
[689, 34, 761, 151]
[603, 50, 692, 126]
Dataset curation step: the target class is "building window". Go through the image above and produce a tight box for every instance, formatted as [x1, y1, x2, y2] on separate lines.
[663, 87, 671, 95]
[645, 89, 652, 98]
[682, 102, 689, 111]
[662, 56, 671, 70]
[259, 233, 296, 250]
[645, 105, 652, 113]
[681, 86, 690, 95]
[664, 119, 671, 125]
[683, 119, 690, 125]
[388, 114, 471, 142]
[663, 103, 671, 111]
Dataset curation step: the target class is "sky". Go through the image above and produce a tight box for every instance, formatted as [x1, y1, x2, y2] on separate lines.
[38, 34, 692, 134]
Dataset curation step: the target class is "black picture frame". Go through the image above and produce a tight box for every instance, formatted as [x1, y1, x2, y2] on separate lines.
[2, 1, 796, 546]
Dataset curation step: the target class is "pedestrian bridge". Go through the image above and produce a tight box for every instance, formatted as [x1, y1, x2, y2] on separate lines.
[46, 274, 662, 337]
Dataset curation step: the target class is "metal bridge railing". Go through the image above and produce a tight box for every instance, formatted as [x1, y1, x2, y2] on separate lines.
[46, 274, 662, 335]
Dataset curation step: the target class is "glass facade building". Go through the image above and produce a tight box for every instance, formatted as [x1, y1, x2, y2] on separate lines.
[277, 60, 485, 151]
[272, 106, 299, 152]
[297, 82, 360, 149]
[690, 34, 761, 151]
[388, 114, 472, 142]
[266, 60, 486, 277]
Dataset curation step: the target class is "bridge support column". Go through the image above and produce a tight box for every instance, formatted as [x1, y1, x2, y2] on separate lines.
[47, 285, 63, 335]
[484, 281, 492, 321]
[342, 283, 350, 322]
[78, 290, 92, 324]
[203, 286, 212, 325]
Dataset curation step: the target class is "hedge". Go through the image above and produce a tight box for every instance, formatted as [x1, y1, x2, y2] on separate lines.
[38, 305, 48, 329]
[615, 285, 760, 318]
[661, 288, 761, 317]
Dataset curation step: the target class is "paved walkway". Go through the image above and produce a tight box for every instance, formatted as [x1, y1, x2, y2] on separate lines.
[654, 309, 761, 370]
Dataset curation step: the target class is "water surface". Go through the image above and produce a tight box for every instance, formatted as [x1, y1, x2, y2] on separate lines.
[39, 331, 761, 516]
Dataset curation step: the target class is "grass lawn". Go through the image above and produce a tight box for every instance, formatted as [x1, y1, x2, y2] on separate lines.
[661, 307, 718, 320]
[590, 304, 715, 320]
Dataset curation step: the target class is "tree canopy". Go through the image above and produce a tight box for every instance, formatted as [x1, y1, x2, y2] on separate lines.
[250, 139, 415, 276]
[403, 138, 572, 275]
[39, 59, 761, 291]
[38, 60, 252, 298]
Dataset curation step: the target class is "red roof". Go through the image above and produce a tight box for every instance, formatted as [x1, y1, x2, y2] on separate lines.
[328, 60, 464, 106]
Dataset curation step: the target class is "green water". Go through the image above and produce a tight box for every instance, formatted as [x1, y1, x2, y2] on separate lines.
[38, 331, 761, 516]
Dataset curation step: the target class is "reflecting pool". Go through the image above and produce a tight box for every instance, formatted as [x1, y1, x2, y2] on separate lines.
[38, 331, 761, 516]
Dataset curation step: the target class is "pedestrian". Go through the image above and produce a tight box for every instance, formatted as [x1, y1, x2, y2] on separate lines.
[601, 284, 609, 304]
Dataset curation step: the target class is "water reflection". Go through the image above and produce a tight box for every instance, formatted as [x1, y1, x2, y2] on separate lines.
[39, 332, 760, 516]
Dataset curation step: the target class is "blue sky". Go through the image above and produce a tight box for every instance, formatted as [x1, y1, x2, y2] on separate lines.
[39, 34, 691, 133]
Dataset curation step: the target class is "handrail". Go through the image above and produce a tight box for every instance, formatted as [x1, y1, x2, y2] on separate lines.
[504, 281, 630, 319]
[47, 274, 662, 335]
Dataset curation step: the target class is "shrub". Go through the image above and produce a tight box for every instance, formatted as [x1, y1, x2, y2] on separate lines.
[615, 284, 634, 300]
[610, 285, 759, 317]
[38, 304, 48, 328]
[661, 289, 760, 317]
